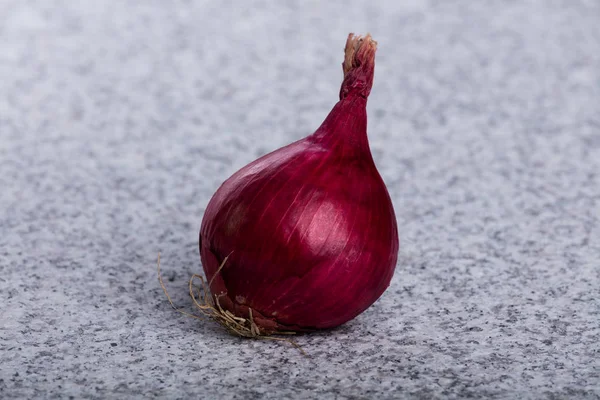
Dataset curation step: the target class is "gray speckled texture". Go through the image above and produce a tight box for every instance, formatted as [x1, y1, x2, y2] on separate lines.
[1, 0, 600, 399]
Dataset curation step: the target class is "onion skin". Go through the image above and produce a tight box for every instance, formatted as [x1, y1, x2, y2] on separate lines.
[199, 34, 399, 333]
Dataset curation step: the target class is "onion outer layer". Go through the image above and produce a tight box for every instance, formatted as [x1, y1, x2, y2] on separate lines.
[199, 33, 399, 333]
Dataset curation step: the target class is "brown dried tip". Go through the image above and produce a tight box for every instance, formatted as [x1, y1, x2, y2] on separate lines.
[339, 33, 377, 99]
[343, 33, 378, 78]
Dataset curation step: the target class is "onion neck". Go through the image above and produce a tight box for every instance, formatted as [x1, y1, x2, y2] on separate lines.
[310, 95, 370, 153]
[309, 33, 376, 155]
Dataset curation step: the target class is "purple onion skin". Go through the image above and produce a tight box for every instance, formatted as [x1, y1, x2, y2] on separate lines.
[200, 34, 399, 332]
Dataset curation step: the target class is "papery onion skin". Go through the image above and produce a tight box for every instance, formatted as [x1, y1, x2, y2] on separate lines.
[199, 33, 399, 332]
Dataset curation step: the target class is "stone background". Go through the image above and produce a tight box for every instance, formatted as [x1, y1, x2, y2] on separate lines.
[1, 1, 599, 398]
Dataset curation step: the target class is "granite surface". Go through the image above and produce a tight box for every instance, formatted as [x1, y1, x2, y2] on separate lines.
[1, 1, 600, 399]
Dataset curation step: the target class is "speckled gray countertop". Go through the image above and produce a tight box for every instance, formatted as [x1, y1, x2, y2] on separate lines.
[1, 1, 600, 399]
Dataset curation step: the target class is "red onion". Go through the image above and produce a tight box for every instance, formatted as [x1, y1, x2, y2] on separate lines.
[199, 33, 399, 334]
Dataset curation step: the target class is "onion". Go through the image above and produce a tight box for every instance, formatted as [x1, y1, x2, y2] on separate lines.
[199, 33, 399, 334]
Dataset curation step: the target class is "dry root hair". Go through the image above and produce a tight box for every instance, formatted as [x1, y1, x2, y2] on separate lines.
[157, 253, 305, 355]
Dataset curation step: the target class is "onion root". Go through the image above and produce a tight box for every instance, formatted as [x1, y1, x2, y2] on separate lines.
[157, 253, 306, 355]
